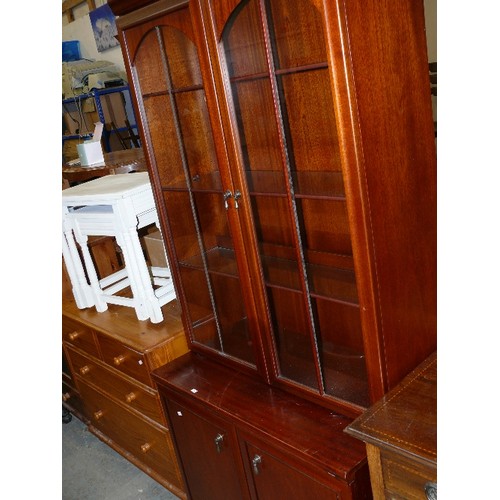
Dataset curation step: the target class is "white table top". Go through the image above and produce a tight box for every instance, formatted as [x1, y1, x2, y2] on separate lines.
[62, 173, 151, 204]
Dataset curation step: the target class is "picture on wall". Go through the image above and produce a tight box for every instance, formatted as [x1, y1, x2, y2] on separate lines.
[89, 4, 119, 52]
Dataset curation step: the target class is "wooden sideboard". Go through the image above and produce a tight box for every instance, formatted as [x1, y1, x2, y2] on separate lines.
[62, 290, 189, 498]
[346, 353, 437, 499]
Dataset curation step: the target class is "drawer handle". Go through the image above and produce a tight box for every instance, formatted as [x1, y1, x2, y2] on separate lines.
[141, 443, 151, 453]
[79, 365, 90, 376]
[62, 392, 71, 402]
[68, 331, 80, 341]
[94, 410, 104, 420]
[214, 433, 224, 453]
[113, 354, 126, 366]
[125, 392, 137, 403]
[80, 365, 90, 375]
[252, 455, 262, 475]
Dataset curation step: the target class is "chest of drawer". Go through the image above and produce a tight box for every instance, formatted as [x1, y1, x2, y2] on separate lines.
[381, 451, 437, 500]
[62, 316, 100, 357]
[78, 380, 183, 491]
[97, 333, 151, 386]
[67, 346, 164, 424]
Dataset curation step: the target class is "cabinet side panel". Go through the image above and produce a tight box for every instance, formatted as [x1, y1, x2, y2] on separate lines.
[342, 0, 437, 388]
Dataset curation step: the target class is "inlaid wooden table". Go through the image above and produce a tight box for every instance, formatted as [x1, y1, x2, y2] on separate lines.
[346, 352, 437, 499]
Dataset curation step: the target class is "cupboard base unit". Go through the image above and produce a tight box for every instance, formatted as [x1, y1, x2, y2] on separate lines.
[152, 352, 372, 500]
[62, 291, 189, 499]
[345, 353, 437, 500]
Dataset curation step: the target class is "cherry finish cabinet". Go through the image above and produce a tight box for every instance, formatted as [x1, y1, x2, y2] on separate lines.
[110, 0, 436, 497]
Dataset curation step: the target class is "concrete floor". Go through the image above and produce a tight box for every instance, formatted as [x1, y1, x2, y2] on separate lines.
[62, 414, 182, 500]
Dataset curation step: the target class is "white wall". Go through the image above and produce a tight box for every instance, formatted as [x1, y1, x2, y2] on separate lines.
[62, 0, 126, 72]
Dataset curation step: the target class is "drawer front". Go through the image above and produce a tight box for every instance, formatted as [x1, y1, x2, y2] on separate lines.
[79, 380, 183, 490]
[382, 452, 437, 500]
[68, 345, 164, 424]
[62, 380, 88, 420]
[97, 334, 151, 386]
[62, 316, 100, 357]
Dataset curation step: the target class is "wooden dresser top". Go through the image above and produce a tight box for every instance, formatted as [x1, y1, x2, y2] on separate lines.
[346, 352, 437, 468]
[62, 292, 185, 352]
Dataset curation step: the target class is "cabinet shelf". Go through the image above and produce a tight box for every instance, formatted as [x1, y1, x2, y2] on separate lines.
[179, 246, 358, 306]
[246, 170, 345, 199]
[229, 62, 328, 82]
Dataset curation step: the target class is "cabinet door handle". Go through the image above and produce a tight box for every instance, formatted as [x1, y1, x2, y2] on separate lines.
[234, 190, 241, 209]
[252, 454, 262, 475]
[94, 410, 104, 420]
[214, 433, 224, 453]
[62, 392, 71, 402]
[141, 443, 151, 453]
[223, 190, 232, 210]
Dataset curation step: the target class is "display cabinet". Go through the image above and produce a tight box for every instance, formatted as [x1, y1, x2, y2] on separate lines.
[110, 0, 436, 497]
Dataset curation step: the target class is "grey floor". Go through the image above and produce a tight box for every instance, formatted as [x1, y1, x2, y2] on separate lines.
[62, 413, 182, 500]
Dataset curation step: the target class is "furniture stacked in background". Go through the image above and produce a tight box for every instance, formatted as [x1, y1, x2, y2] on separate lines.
[62, 172, 175, 323]
[62, 155, 188, 498]
[62, 287, 188, 498]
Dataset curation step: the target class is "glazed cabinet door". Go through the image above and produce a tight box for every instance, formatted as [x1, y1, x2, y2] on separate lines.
[203, 0, 369, 411]
[164, 398, 249, 500]
[119, 2, 265, 372]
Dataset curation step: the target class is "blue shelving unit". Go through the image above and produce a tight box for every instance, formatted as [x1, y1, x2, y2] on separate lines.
[62, 85, 140, 152]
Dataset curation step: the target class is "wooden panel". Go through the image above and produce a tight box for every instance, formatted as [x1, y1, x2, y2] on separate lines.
[340, 0, 437, 390]
[62, 316, 100, 358]
[381, 451, 436, 500]
[165, 399, 248, 500]
[62, 379, 88, 422]
[79, 380, 184, 492]
[98, 333, 152, 386]
[67, 345, 164, 424]
[153, 352, 368, 483]
[241, 439, 341, 500]
[62, 292, 185, 353]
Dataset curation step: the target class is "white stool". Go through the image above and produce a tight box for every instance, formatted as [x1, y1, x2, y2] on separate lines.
[62, 172, 175, 323]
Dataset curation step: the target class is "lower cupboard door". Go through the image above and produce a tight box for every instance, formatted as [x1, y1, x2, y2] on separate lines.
[243, 441, 341, 500]
[165, 399, 247, 500]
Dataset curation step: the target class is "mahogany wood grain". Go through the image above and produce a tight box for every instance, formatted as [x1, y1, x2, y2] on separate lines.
[153, 352, 370, 485]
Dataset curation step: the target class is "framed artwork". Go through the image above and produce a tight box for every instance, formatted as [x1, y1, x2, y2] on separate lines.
[89, 4, 119, 52]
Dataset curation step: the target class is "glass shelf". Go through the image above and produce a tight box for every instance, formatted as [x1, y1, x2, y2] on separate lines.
[246, 170, 345, 198]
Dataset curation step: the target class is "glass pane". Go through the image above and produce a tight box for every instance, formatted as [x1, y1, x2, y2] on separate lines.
[223, 0, 268, 78]
[268, 288, 318, 390]
[220, 0, 368, 407]
[314, 298, 369, 407]
[160, 26, 203, 89]
[175, 91, 221, 191]
[267, 0, 327, 69]
[133, 11, 256, 367]
[134, 29, 168, 94]
[143, 95, 186, 188]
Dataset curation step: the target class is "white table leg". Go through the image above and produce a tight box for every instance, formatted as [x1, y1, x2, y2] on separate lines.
[62, 229, 94, 309]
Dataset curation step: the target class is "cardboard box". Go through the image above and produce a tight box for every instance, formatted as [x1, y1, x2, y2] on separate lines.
[143, 229, 168, 268]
